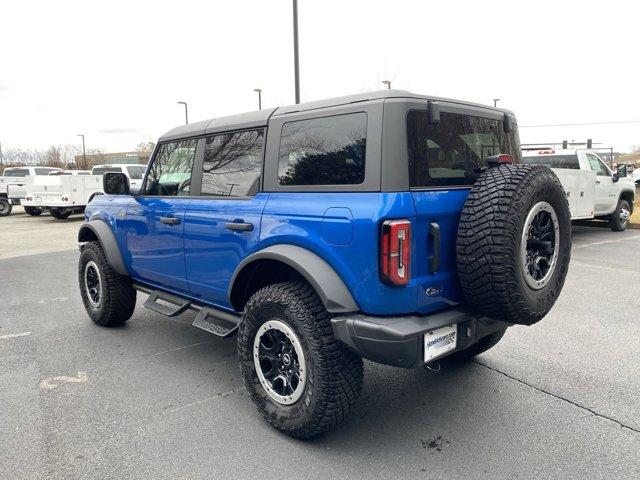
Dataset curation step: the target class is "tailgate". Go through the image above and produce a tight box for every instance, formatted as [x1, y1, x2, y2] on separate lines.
[411, 189, 467, 314]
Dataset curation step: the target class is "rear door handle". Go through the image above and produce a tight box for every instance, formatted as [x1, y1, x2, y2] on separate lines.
[225, 221, 254, 232]
[429, 222, 441, 274]
[160, 216, 181, 226]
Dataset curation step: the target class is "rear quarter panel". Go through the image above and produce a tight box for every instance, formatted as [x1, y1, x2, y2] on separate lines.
[261, 192, 420, 315]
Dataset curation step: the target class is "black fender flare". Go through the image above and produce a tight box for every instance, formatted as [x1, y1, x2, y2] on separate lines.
[78, 220, 128, 276]
[619, 188, 635, 212]
[229, 245, 358, 314]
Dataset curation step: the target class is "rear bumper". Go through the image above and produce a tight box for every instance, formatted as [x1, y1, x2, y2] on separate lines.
[331, 308, 508, 369]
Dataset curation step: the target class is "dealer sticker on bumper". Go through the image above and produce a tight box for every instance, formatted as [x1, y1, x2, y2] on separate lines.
[424, 324, 457, 362]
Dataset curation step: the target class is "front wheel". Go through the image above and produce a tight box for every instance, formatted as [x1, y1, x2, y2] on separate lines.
[238, 281, 364, 439]
[78, 241, 136, 327]
[609, 199, 631, 231]
[24, 206, 43, 216]
[50, 208, 71, 220]
[0, 198, 12, 217]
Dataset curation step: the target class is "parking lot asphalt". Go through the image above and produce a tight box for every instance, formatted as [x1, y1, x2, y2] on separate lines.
[0, 207, 84, 260]
[1, 215, 639, 480]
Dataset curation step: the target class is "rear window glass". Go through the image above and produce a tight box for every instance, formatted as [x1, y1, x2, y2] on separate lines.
[92, 167, 122, 175]
[522, 155, 580, 169]
[35, 168, 57, 175]
[407, 111, 521, 188]
[4, 169, 29, 177]
[126, 166, 145, 179]
[278, 112, 367, 186]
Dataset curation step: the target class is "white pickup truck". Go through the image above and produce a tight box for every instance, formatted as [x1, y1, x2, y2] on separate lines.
[522, 149, 635, 231]
[21, 164, 145, 219]
[0, 166, 63, 216]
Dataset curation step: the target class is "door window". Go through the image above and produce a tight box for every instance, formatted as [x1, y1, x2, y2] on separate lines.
[587, 154, 610, 177]
[144, 139, 197, 196]
[200, 129, 264, 197]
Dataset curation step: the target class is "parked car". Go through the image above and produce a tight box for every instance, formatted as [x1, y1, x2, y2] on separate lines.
[78, 90, 571, 438]
[21, 164, 146, 219]
[0, 166, 62, 216]
[632, 168, 640, 186]
[48, 170, 91, 176]
[522, 149, 635, 230]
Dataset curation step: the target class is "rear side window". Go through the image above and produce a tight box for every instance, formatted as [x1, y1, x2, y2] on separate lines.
[4, 169, 29, 177]
[407, 111, 521, 188]
[278, 113, 367, 186]
[201, 129, 264, 197]
[522, 155, 580, 169]
[144, 139, 197, 196]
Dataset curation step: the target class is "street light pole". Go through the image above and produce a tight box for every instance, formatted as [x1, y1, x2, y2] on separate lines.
[292, 0, 300, 104]
[177, 101, 189, 124]
[382, 80, 391, 90]
[253, 88, 262, 110]
[77, 134, 86, 169]
[493, 98, 500, 107]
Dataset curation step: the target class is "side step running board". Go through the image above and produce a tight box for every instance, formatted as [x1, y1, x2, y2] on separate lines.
[143, 290, 191, 317]
[134, 284, 239, 338]
[192, 308, 238, 338]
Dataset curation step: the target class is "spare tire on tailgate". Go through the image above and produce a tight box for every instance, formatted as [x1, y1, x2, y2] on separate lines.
[456, 164, 571, 326]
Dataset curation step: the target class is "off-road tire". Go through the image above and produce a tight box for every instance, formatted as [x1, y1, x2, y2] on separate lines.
[456, 165, 571, 326]
[50, 208, 72, 220]
[0, 198, 12, 217]
[24, 206, 43, 216]
[78, 241, 136, 327]
[238, 281, 364, 439]
[609, 199, 631, 232]
[446, 328, 507, 362]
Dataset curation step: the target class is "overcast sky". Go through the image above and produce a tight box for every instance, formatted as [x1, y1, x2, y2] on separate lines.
[1, 0, 638, 154]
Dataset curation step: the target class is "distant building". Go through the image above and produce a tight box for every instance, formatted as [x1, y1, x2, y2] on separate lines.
[74, 151, 149, 168]
[614, 152, 640, 168]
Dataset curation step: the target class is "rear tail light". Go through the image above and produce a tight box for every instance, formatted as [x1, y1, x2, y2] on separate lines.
[380, 219, 411, 286]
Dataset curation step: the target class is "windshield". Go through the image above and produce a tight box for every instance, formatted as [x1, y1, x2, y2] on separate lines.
[92, 167, 122, 175]
[126, 165, 145, 179]
[4, 169, 30, 177]
[522, 154, 580, 169]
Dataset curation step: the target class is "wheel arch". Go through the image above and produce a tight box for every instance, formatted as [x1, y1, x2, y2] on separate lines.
[229, 245, 358, 314]
[78, 220, 128, 276]
[620, 189, 635, 213]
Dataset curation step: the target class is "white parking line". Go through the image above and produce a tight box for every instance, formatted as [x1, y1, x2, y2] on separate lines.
[39, 371, 88, 390]
[0, 331, 32, 340]
[573, 233, 640, 250]
[570, 261, 640, 277]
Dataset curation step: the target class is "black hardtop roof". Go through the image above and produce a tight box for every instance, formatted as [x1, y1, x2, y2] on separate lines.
[159, 89, 515, 142]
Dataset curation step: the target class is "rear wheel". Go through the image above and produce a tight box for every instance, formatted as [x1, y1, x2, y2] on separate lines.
[238, 281, 364, 439]
[78, 241, 136, 327]
[457, 165, 572, 326]
[0, 198, 11, 217]
[24, 206, 43, 216]
[609, 199, 631, 231]
[50, 208, 71, 220]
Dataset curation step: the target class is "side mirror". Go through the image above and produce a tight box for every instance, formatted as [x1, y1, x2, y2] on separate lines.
[103, 172, 130, 195]
[612, 172, 620, 183]
[617, 164, 628, 178]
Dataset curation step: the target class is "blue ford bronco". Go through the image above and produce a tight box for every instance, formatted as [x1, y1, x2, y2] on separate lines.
[78, 90, 572, 438]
